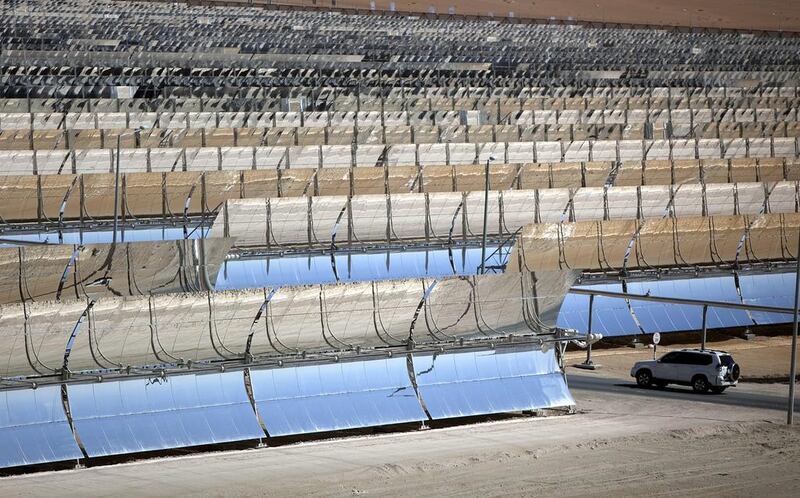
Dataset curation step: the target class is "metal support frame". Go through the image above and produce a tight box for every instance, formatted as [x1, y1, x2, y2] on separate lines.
[112, 135, 121, 244]
[234, 235, 513, 260]
[0, 215, 210, 238]
[2, 329, 589, 391]
[574, 293, 599, 370]
[60, 300, 96, 380]
[701, 304, 708, 351]
[789, 228, 800, 424]
[479, 156, 494, 274]
[569, 288, 796, 315]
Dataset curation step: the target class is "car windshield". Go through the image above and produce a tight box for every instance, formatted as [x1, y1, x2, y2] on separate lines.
[719, 354, 734, 367]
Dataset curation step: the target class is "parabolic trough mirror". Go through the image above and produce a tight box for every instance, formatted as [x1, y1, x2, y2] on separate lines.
[215, 245, 508, 289]
[560, 272, 797, 336]
[1, 346, 571, 468]
[3, 0, 800, 473]
[0, 226, 208, 248]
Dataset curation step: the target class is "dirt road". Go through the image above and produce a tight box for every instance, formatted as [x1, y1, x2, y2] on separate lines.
[3, 372, 799, 497]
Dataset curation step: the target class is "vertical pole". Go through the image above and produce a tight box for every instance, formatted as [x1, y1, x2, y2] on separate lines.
[788, 228, 800, 425]
[701, 304, 708, 351]
[479, 158, 491, 274]
[576, 294, 598, 370]
[585, 293, 595, 366]
[112, 135, 121, 244]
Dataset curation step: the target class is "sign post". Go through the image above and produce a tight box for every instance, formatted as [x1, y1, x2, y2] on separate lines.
[652, 332, 661, 360]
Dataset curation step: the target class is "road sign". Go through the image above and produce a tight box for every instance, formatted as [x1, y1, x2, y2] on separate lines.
[652, 332, 661, 345]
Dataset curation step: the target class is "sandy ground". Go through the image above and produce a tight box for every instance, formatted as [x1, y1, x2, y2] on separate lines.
[185, 0, 800, 32]
[3, 336, 799, 497]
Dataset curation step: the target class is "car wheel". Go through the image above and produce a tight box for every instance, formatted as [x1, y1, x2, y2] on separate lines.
[730, 364, 740, 382]
[636, 369, 653, 387]
[692, 375, 710, 393]
[654, 380, 668, 388]
[710, 386, 727, 394]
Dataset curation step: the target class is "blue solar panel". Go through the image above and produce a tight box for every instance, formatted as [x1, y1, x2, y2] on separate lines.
[739, 272, 796, 324]
[217, 255, 338, 289]
[561, 274, 772, 337]
[633, 277, 752, 329]
[412, 349, 574, 420]
[625, 280, 703, 333]
[0, 386, 83, 469]
[558, 282, 640, 337]
[556, 292, 591, 331]
[0, 227, 206, 248]
[68, 372, 264, 457]
[696, 277, 753, 328]
[592, 293, 641, 336]
[249, 357, 427, 436]
[215, 246, 506, 289]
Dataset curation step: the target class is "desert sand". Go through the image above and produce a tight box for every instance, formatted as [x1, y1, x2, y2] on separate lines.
[185, 0, 800, 32]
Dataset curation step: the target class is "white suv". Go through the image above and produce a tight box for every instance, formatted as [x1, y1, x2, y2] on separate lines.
[630, 349, 740, 393]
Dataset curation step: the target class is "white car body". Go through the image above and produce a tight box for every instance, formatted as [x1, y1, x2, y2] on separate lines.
[630, 348, 739, 393]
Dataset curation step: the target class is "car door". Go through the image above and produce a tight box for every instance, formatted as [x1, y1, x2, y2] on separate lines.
[655, 352, 680, 380]
[673, 352, 704, 383]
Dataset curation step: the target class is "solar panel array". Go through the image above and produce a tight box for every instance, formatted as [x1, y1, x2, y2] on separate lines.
[560, 272, 794, 335]
[0, 0, 798, 469]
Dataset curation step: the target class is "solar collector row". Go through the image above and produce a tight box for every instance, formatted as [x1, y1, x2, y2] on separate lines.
[1, 271, 792, 470]
[0, 348, 570, 468]
[2, 165, 797, 223]
[5, 123, 799, 151]
[6, 92, 800, 114]
[0, 271, 574, 378]
[558, 272, 796, 335]
[4, 107, 799, 131]
[1, 137, 795, 171]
